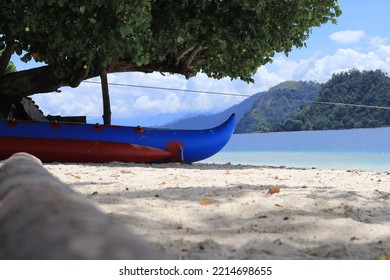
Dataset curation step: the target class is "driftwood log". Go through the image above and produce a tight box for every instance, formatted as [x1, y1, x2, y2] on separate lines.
[0, 153, 168, 259]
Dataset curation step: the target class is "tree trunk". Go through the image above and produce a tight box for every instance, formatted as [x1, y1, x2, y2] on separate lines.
[100, 69, 111, 125]
[0, 59, 193, 98]
[0, 152, 168, 260]
[0, 41, 14, 75]
[0, 66, 62, 98]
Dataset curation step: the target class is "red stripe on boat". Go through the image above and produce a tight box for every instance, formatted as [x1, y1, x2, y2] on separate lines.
[0, 137, 178, 163]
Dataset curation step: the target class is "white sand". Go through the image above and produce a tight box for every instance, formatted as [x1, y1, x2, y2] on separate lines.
[43, 162, 390, 259]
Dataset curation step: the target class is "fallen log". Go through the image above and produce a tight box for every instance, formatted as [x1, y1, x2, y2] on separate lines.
[0, 152, 168, 259]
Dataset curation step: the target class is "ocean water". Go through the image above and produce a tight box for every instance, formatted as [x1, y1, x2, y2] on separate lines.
[202, 127, 390, 171]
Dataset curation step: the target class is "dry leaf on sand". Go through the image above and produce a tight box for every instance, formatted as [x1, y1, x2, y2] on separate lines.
[199, 199, 213, 205]
[267, 185, 280, 195]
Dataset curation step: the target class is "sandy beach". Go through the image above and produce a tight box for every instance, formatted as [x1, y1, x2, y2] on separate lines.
[35, 161, 389, 260]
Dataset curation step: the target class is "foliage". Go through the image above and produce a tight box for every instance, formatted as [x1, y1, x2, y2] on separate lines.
[1, 0, 152, 76]
[5, 62, 16, 74]
[0, 49, 16, 74]
[236, 81, 320, 133]
[0, 0, 341, 97]
[275, 69, 390, 131]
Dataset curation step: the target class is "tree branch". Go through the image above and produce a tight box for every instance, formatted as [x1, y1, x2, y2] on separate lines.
[0, 59, 197, 98]
[175, 44, 198, 65]
[185, 44, 203, 67]
[0, 66, 62, 98]
[0, 40, 15, 76]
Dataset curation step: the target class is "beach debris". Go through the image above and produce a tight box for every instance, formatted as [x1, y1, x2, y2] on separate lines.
[176, 223, 183, 230]
[273, 239, 283, 245]
[199, 199, 213, 205]
[267, 185, 280, 195]
[274, 203, 283, 207]
[159, 181, 166, 186]
[349, 236, 359, 241]
[72, 174, 81, 179]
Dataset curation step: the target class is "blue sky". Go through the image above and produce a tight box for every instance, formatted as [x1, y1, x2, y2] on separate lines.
[14, 1, 390, 126]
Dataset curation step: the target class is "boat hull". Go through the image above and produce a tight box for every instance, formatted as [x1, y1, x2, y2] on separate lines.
[0, 114, 236, 163]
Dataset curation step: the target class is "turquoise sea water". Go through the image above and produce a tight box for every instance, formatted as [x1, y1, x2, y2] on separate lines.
[202, 127, 390, 171]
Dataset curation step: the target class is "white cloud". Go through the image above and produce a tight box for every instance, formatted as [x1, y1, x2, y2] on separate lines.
[329, 30, 365, 44]
[132, 93, 182, 114]
[32, 84, 102, 117]
[369, 36, 388, 47]
[291, 47, 390, 82]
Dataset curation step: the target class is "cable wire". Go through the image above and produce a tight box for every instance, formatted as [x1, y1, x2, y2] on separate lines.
[82, 80, 390, 110]
[83, 80, 252, 98]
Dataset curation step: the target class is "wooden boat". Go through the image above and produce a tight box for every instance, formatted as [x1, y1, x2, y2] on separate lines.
[0, 114, 236, 163]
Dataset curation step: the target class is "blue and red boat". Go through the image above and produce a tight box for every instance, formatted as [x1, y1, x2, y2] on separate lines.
[0, 114, 236, 163]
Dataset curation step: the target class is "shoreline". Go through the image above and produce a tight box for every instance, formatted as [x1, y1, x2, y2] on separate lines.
[41, 162, 390, 259]
[202, 151, 390, 172]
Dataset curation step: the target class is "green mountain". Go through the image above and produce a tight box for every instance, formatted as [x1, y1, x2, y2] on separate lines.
[235, 81, 321, 133]
[274, 69, 390, 131]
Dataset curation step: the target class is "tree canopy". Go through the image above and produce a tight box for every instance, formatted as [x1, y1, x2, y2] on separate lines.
[0, 0, 341, 99]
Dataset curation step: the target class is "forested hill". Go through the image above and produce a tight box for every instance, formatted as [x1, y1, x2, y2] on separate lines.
[235, 81, 321, 133]
[272, 69, 390, 131]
